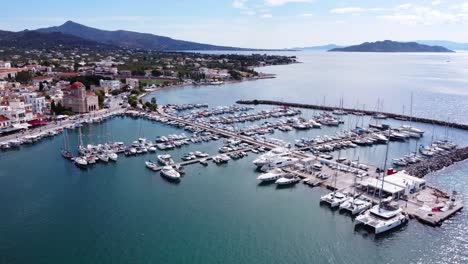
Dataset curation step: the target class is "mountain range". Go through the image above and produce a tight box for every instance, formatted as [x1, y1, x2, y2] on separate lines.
[0, 29, 113, 50]
[0, 21, 251, 51]
[329, 40, 454, 53]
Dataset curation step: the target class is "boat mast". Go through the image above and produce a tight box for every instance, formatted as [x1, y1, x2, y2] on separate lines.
[78, 127, 83, 147]
[378, 130, 391, 211]
[334, 149, 341, 194]
[409, 92, 413, 126]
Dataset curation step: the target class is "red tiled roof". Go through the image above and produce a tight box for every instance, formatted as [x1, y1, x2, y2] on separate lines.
[0, 115, 10, 121]
[70, 82, 85, 89]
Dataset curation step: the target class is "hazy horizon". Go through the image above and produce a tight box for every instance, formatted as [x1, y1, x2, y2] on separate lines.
[2, 0, 468, 49]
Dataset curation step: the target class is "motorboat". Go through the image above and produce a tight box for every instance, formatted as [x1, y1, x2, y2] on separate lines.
[252, 147, 289, 168]
[145, 160, 158, 170]
[107, 152, 118, 161]
[257, 168, 288, 182]
[98, 154, 109, 163]
[158, 154, 174, 165]
[74, 157, 88, 168]
[275, 175, 300, 186]
[260, 157, 298, 172]
[160, 166, 181, 180]
[355, 200, 408, 234]
[320, 192, 350, 208]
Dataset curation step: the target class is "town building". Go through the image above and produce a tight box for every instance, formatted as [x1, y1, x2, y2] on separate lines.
[0, 115, 11, 129]
[62, 82, 99, 113]
[126, 78, 139, 89]
[24, 92, 46, 114]
[0, 61, 11, 68]
[99, 79, 121, 91]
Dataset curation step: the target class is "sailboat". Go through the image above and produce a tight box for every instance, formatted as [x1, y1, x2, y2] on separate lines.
[355, 131, 408, 234]
[61, 129, 73, 159]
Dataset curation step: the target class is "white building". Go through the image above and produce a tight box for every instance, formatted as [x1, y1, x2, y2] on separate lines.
[24, 93, 46, 114]
[99, 79, 121, 91]
[360, 171, 426, 199]
[126, 78, 139, 89]
[0, 61, 11, 68]
[0, 99, 33, 124]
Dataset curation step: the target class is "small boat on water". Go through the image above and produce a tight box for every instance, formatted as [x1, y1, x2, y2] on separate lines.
[145, 160, 158, 170]
[61, 149, 74, 159]
[257, 168, 288, 182]
[160, 166, 181, 180]
[107, 152, 118, 161]
[98, 154, 109, 163]
[74, 157, 88, 168]
[158, 154, 174, 165]
[275, 175, 300, 186]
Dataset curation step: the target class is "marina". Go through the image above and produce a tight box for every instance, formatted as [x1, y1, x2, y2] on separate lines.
[1, 51, 468, 264]
[3, 99, 461, 231]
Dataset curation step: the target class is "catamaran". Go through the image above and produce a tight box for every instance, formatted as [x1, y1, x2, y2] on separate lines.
[355, 131, 408, 234]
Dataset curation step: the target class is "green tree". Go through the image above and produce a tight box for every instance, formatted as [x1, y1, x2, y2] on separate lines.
[95, 90, 105, 108]
[15, 71, 32, 83]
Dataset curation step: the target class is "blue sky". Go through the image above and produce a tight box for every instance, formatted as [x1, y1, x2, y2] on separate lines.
[2, 0, 468, 48]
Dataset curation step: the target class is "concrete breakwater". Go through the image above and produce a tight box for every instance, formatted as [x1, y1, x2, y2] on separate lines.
[405, 146, 468, 178]
[236, 100, 468, 130]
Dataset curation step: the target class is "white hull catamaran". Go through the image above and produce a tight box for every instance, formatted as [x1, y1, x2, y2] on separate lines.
[355, 131, 408, 234]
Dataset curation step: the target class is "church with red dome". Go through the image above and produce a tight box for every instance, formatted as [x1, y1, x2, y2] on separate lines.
[62, 82, 99, 113]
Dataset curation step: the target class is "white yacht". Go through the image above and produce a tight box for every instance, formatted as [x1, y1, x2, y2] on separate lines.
[74, 157, 88, 168]
[339, 196, 372, 215]
[107, 152, 118, 162]
[160, 166, 181, 180]
[275, 175, 300, 186]
[260, 157, 298, 172]
[158, 154, 174, 165]
[320, 192, 350, 208]
[355, 200, 408, 234]
[252, 147, 289, 168]
[98, 154, 109, 163]
[257, 168, 288, 182]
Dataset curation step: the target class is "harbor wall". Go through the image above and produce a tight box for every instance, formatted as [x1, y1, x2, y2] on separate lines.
[405, 146, 468, 178]
[236, 100, 468, 130]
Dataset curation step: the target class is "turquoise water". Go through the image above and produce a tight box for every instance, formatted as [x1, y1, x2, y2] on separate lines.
[1, 51, 467, 263]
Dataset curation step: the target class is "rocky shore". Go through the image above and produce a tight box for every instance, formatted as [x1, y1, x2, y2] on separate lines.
[405, 146, 468, 178]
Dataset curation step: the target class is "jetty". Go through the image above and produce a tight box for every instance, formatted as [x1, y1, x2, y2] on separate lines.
[236, 99, 468, 130]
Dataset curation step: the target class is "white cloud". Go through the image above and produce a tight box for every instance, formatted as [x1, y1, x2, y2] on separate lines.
[233, 0, 248, 9]
[241, 10, 256, 16]
[261, 13, 273, 18]
[264, 0, 311, 7]
[330, 7, 365, 14]
[379, 4, 468, 25]
[299, 13, 313, 17]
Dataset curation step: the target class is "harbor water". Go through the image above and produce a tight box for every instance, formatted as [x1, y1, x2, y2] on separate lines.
[1, 51, 467, 263]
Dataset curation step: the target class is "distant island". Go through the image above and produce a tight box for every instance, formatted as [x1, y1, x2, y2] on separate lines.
[293, 44, 343, 51]
[328, 40, 454, 53]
